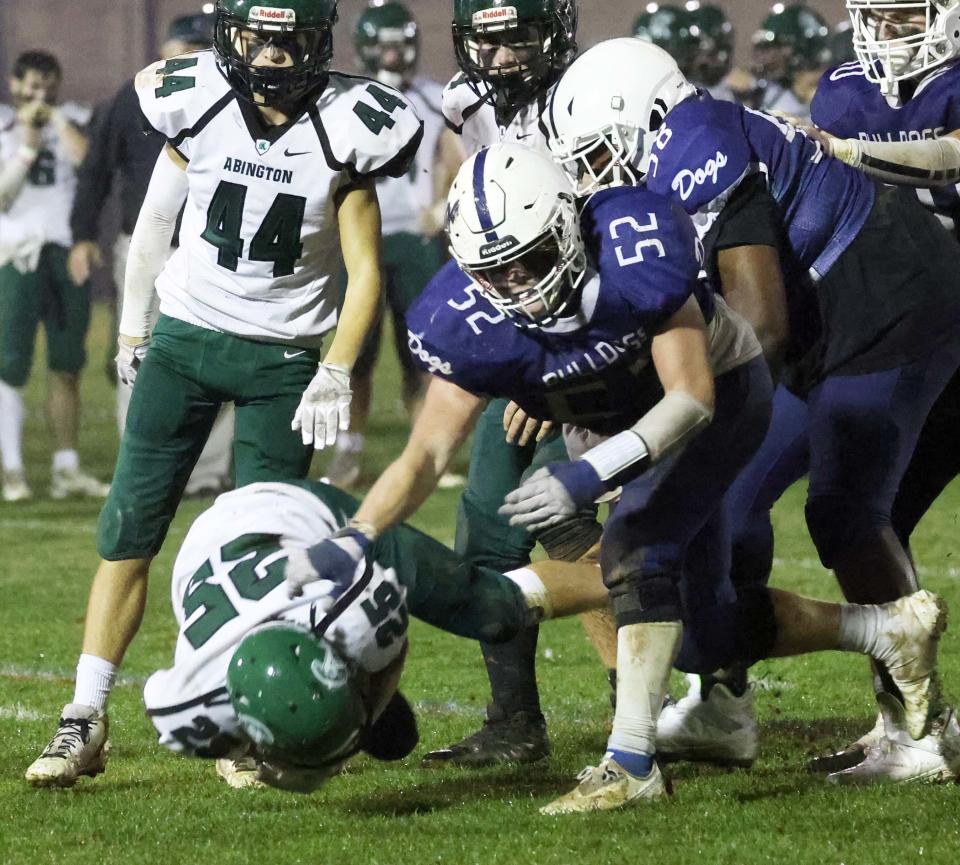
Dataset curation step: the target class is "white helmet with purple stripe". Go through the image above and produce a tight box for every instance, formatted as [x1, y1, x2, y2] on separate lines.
[445, 142, 586, 326]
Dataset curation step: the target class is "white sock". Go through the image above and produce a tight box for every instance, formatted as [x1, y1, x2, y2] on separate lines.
[504, 566, 553, 621]
[607, 621, 683, 757]
[838, 603, 888, 659]
[0, 380, 25, 473]
[52, 449, 79, 473]
[335, 432, 364, 454]
[73, 654, 117, 714]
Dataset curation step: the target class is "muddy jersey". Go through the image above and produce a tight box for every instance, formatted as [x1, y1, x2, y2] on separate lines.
[441, 73, 546, 155]
[143, 482, 408, 758]
[0, 101, 90, 250]
[377, 76, 447, 236]
[812, 60, 960, 237]
[406, 186, 759, 435]
[136, 51, 423, 347]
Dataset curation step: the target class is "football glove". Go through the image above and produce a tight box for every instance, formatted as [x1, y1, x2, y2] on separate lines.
[292, 362, 352, 449]
[284, 527, 373, 599]
[115, 337, 150, 387]
[499, 461, 606, 533]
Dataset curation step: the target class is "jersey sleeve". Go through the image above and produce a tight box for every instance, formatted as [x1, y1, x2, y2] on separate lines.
[647, 95, 753, 216]
[810, 64, 866, 135]
[134, 50, 227, 160]
[321, 76, 424, 181]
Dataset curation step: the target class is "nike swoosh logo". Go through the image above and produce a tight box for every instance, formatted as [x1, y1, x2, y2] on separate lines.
[284, 350, 307, 359]
[284, 149, 311, 157]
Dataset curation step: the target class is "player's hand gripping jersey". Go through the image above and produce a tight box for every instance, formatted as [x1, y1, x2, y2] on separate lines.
[812, 60, 960, 237]
[442, 74, 546, 155]
[143, 482, 410, 758]
[406, 186, 759, 435]
[134, 51, 423, 346]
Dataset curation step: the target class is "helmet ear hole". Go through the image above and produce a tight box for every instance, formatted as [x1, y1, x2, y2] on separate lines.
[649, 98, 669, 133]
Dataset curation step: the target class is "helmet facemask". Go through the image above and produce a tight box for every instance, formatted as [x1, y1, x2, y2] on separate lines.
[457, 195, 587, 327]
[551, 122, 646, 196]
[214, 8, 336, 108]
[847, 0, 960, 95]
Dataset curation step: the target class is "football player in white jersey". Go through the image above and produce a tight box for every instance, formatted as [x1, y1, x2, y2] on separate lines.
[325, 1, 465, 489]
[0, 51, 108, 503]
[25, 0, 423, 789]
[142, 480, 609, 791]
[418, 0, 615, 769]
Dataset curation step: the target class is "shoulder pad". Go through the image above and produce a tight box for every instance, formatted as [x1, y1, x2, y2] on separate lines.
[315, 74, 424, 179]
[811, 63, 869, 130]
[135, 50, 230, 143]
[441, 74, 489, 133]
[60, 101, 92, 127]
[648, 95, 752, 215]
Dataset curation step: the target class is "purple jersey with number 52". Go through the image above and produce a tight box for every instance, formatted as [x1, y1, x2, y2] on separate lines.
[811, 60, 960, 236]
[405, 187, 703, 435]
[646, 91, 876, 279]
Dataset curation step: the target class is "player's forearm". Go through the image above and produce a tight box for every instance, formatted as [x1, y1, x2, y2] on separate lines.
[0, 149, 35, 212]
[828, 132, 960, 188]
[323, 267, 381, 370]
[354, 446, 447, 534]
[53, 113, 89, 166]
[119, 147, 187, 338]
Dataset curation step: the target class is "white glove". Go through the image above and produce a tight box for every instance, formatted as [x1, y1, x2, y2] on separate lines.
[116, 337, 150, 387]
[292, 362, 352, 449]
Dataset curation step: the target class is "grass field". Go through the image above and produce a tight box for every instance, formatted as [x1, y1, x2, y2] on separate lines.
[1, 305, 958, 865]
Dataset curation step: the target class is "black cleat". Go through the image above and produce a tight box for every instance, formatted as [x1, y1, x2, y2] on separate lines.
[420, 709, 549, 768]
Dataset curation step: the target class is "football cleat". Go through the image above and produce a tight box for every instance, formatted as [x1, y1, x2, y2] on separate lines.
[420, 709, 549, 768]
[827, 702, 959, 786]
[807, 711, 885, 774]
[2, 470, 32, 502]
[540, 755, 667, 815]
[216, 756, 266, 789]
[25, 704, 109, 788]
[656, 674, 758, 767]
[872, 590, 947, 740]
[50, 467, 110, 500]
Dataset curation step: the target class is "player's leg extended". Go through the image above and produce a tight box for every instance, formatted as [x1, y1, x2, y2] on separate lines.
[42, 244, 108, 498]
[26, 318, 223, 788]
[229, 339, 318, 486]
[0, 259, 41, 501]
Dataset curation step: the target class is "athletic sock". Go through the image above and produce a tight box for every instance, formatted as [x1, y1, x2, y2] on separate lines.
[606, 749, 655, 777]
[0, 380, 25, 473]
[334, 432, 364, 455]
[52, 449, 79, 473]
[480, 624, 542, 719]
[73, 654, 117, 714]
[606, 621, 682, 758]
[838, 603, 887, 658]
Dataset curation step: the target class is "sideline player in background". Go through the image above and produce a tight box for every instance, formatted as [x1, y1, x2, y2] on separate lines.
[68, 11, 236, 498]
[325, 0, 465, 489]
[419, 0, 615, 769]
[0, 51, 108, 502]
[143, 479, 609, 792]
[25, 0, 423, 789]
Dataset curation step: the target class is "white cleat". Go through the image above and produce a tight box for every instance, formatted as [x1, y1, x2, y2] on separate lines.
[540, 756, 667, 815]
[25, 704, 110, 788]
[807, 711, 885, 774]
[874, 590, 948, 740]
[656, 674, 758, 767]
[50, 467, 110, 500]
[216, 756, 266, 789]
[2, 470, 32, 502]
[827, 702, 959, 786]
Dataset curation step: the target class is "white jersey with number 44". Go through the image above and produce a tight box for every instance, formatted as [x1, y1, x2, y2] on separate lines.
[135, 51, 423, 348]
[143, 482, 408, 758]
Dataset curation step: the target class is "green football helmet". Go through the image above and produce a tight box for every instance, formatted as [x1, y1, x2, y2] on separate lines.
[687, 3, 735, 86]
[752, 4, 832, 84]
[214, 0, 339, 107]
[632, 5, 698, 77]
[353, 1, 418, 89]
[452, 0, 578, 116]
[226, 622, 368, 771]
[828, 19, 857, 66]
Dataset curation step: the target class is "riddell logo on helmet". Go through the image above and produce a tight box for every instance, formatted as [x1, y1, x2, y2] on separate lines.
[249, 6, 297, 24]
[473, 6, 518, 27]
[480, 235, 519, 258]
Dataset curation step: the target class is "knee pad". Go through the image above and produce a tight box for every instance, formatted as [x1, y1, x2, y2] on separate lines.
[607, 573, 682, 628]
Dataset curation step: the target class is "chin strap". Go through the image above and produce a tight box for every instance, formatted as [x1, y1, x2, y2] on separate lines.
[829, 133, 960, 188]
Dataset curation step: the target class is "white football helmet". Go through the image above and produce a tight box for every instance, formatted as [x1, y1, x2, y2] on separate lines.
[446, 143, 586, 325]
[544, 37, 696, 195]
[847, 0, 960, 95]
